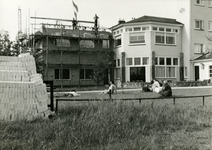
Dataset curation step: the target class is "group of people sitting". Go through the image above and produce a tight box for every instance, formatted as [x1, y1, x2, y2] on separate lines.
[65, 79, 172, 97]
[143, 79, 172, 97]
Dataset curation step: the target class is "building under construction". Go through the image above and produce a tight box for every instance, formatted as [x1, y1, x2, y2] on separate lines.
[31, 17, 114, 87]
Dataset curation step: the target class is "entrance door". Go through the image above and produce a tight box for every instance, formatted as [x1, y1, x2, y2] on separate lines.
[130, 67, 146, 82]
[195, 66, 199, 81]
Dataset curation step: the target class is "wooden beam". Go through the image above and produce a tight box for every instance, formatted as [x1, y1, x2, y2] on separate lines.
[30, 16, 94, 24]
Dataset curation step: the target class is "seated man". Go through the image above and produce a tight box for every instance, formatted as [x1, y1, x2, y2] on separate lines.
[160, 80, 172, 97]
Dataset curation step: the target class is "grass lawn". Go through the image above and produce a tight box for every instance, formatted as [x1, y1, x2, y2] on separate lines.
[0, 87, 212, 150]
[56, 87, 212, 110]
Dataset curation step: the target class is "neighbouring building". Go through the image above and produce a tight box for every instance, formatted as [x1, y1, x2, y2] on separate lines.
[110, 16, 184, 86]
[33, 24, 114, 87]
[191, 51, 212, 81]
[173, 0, 212, 81]
[186, 0, 212, 81]
[130, 0, 212, 80]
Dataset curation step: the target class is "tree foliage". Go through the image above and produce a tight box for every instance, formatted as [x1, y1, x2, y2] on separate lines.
[0, 30, 14, 56]
[93, 52, 113, 85]
[0, 30, 44, 76]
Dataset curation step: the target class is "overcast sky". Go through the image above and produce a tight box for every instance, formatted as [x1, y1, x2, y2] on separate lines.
[0, 0, 180, 40]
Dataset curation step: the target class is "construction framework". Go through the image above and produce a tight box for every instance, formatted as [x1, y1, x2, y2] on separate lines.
[30, 16, 114, 88]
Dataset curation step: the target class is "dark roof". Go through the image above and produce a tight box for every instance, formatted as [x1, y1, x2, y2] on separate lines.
[126, 16, 183, 25]
[193, 52, 212, 61]
[110, 15, 183, 29]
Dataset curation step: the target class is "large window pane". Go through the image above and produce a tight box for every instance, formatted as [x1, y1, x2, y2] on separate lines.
[155, 57, 158, 65]
[115, 68, 120, 79]
[80, 69, 93, 79]
[166, 33, 175, 44]
[143, 57, 149, 65]
[134, 58, 141, 65]
[130, 67, 146, 82]
[126, 58, 132, 65]
[155, 32, 165, 44]
[166, 67, 175, 77]
[184, 67, 187, 77]
[195, 20, 204, 29]
[63, 69, 70, 79]
[159, 58, 165, 65]
[155, 66, 165, 77]
[85, 69, 93, 79]
[130, 33, 145, 44]
[80, 69, 84, 79]
[80, 40, 94, 48]
[173, 58, 178, 65]
[56, 39, 70, 47]
[55, 69, 60, 79]
[55, 69, 70, 79]
[117, 59, 120, 67]
[134, 27, 141, 31]
[166, 58, 172, 65]
[194, 44, 204, 53]
[103, 40, 109, 48]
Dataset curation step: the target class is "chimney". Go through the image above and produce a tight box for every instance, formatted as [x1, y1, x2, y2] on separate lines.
[118, 19, 125, 24]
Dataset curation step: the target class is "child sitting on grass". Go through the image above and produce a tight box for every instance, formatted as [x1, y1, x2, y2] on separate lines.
[64, 90, 81, 97]
[100, 81, 117, 94]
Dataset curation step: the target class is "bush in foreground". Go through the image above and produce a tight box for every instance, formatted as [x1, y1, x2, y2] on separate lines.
[0, 101, 211, 150]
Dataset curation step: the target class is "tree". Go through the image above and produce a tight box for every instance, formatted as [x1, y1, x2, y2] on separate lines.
[93, 52, 113, 85]
[0, 30, 44, 76]
[0, 30, 13, 56]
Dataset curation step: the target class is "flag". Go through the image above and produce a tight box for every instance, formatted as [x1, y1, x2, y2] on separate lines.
[72, 0, 78, 19]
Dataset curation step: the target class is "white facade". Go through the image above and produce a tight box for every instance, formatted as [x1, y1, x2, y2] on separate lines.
[151, 0, 212, 80]
[111, 0, 212, 83]
[111, 16, 183, 86]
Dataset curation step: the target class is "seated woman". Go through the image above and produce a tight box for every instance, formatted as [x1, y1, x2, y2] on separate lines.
[160, 80, 172, 97]
[149, 79, 162, 93]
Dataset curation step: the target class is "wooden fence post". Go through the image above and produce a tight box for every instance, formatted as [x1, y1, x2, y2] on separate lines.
[109, 89, 112, 100]
[173, 98, 175, 105]
[203, 96, 205, 106]
[55, 99, 58, 113]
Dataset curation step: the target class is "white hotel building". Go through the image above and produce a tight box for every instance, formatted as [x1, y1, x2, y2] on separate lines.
[111, 0, 212, 85]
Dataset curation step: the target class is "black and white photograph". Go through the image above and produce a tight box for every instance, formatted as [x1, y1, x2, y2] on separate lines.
[0, 0, 212, 149]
